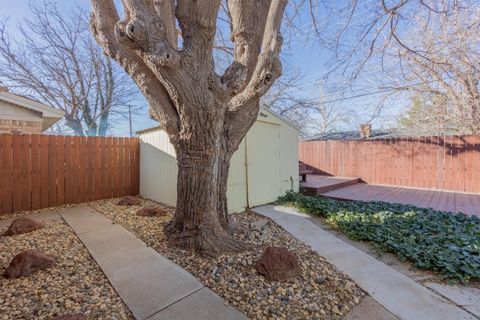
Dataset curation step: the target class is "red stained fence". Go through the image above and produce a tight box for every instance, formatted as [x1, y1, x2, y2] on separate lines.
[299, 135, 480, 193]
[0, 134, 140, 215]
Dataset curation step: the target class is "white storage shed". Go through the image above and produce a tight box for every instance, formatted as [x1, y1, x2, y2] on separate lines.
[138, 106, 299, 213]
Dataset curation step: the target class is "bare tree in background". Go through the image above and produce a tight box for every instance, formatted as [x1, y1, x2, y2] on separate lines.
[286, 0, 479, 132]
[0, 2, 139, 136]
[398, 93, 457, 135]
[309, 93, 351, 134]
[336, 1, 479, 134]
[90, 0, 287, 255]
[389, 7, 480, 134]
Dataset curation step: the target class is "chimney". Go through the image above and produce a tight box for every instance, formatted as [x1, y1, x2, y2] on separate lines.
[360, 123, 372, 139]
[0, 86, 8, 92]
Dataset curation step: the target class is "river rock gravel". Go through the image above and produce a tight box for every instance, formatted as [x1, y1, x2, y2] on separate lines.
[0, 216, 132, 320]
[91, 198, 365, 320]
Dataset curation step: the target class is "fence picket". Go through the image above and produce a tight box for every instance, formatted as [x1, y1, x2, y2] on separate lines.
[30, 135, 41, 210]
[56, 136, 65, 206]
[86, 137, 94, 201]
[1, 135, 13, 213]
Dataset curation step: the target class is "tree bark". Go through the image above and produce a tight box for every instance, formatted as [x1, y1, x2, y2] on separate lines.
[216, 150, 232, 229]
[164, 126, 245, 256]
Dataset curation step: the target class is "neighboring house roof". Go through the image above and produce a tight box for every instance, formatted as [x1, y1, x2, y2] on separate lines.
[136, 105, 300, 135]
[0, 90, 64, 131]
[304, 129, 395, 141]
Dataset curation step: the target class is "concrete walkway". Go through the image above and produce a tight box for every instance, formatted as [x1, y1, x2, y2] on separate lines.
[252, 205, 476, 320]
[59, 206, 246, 320]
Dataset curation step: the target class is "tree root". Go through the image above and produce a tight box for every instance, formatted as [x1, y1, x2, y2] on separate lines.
[164, 222, 251, 257]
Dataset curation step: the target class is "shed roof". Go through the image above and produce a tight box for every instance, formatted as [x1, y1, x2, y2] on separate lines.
[136, 105, 299, 135]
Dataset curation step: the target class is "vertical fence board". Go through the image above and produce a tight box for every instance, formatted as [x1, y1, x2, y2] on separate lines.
[464, 136, 475, 193]
[12, 134, 23, 212]
[78, 136, 87, 203]
[131, 138, 140, 195]
[56, 136, 65, 206]
[113, 138, 120, 197]
[1, 135, 13, 213]
[70, 136, 78, 203]
[39, 136, 49, 208]
[64, 136, 73, 204]
[125, 137, 132, 194]
[47, 135, 57, 207]
[86, 137, 94, 201]
[24, 135, 32, 211]
[472, 136, 480, 192]
[106, 137, 113, 198]
[30, 135, 41, 210]
[94, 137, 102, 200]
[119, 137, 127, 196]
[100, 137, 107, 200]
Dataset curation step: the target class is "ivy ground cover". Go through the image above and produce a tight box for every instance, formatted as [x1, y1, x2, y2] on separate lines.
[278, 191, 480, 282]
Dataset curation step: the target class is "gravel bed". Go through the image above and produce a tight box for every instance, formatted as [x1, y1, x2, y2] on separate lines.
[91, 198, 365, 320]
[0, 218, 132, 320]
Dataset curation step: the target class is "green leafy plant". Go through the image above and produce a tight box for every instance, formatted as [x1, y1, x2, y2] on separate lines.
[277, 191, 480, 282]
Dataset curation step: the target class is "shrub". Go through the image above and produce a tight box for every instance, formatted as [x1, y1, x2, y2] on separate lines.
[277, 192, 480, 282]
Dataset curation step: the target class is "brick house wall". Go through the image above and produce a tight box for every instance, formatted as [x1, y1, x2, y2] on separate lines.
[0, 88, 63, 133]
[0, 119, 43, 134]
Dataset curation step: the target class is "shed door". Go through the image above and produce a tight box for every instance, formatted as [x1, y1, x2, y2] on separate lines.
[246, 121, 281, 207]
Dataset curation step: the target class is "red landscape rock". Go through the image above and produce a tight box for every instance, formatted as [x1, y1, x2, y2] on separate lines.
[4, 249, 55, 279]
[117, 196, 141, 206]
[136, 207, 167, 217]
[4, 217, 43, 236]
[256, 246, 301, 281]
[48, 314, 87, 320]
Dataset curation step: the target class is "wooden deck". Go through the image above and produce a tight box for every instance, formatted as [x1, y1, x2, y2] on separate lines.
[319, 181, 480, 217]
[301, 175, 360, 195]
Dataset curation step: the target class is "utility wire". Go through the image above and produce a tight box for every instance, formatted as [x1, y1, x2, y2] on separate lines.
[315, 76, 454, 104]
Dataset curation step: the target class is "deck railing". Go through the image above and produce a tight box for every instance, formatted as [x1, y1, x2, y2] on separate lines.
[299, 135, 480, 193]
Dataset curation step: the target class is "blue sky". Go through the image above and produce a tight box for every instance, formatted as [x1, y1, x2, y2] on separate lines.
[0, 1, 402, 136]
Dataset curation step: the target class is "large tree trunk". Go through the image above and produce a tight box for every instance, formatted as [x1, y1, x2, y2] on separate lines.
[164, 113, 246, 256]
[164, 147, 245, 256]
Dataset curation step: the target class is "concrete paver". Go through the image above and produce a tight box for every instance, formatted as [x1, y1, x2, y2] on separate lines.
[345, 296, 398, 320]
[59, 206, 246, 320]
[60, 206, 112, 234]
[147, 288, 246, 320]
[425, 283, 480, 318]
[252, 205, 476, 320]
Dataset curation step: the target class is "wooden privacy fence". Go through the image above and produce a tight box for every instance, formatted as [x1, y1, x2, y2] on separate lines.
[299, 135, 480, 193]
[0, 134, 139, 215]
